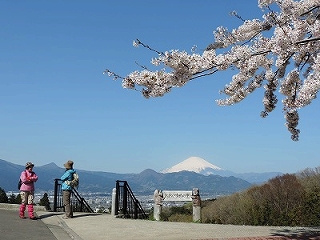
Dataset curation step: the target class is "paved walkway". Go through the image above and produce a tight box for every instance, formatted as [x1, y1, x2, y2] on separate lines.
[0, 209, 58, 240]
[1, 204, 320, 240]
[42, 212, 320, 240]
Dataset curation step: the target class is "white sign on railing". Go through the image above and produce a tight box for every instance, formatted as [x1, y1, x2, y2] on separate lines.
[162, 191, 192, 202]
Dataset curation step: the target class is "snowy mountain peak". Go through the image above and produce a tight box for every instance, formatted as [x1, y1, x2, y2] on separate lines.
[161, 157, 222, 175]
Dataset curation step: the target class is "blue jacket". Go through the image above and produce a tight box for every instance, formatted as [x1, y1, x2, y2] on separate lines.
[61, 169, 76, 191]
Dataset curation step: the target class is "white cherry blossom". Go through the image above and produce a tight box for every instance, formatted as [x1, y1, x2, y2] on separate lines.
[104, 0, 320, 141]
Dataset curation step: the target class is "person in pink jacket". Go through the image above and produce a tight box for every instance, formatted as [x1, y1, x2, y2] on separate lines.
[19, 162, 38, 219]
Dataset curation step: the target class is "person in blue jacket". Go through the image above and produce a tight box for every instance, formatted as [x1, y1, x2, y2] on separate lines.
[60, 160, 76, 219]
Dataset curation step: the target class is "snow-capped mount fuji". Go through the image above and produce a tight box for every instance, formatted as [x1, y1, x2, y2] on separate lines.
[161, 157, 225, 176]
[161, 157, 283, 183]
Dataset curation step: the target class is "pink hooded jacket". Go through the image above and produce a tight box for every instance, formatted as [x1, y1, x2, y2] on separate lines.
[20, 170, 38, 192]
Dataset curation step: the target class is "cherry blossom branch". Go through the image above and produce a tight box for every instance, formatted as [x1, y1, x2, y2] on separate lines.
[104, 0, 320, 141]
[296, 36, 320, 44]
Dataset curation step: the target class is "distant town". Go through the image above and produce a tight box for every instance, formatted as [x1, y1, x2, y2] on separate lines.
[5, 189, 214, 213]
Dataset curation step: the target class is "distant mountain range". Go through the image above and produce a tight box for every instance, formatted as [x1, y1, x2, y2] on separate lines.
[0, 157, 282, 197]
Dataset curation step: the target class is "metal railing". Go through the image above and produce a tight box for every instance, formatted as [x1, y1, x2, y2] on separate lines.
[53, 179, 93, 213]
[115, 180, 148, 219]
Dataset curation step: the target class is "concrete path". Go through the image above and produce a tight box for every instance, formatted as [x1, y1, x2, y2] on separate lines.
[0, 209, 58, 240]
[1, 204, 320, 240]
[47, 212, 320, 240]
[38, 211, 320, 240]
[0, 204, 76, 240]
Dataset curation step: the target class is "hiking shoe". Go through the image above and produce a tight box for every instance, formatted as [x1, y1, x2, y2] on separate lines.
[29, 216, 37, 220]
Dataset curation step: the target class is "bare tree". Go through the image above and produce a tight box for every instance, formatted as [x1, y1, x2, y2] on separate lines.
[267, 174, 305, 225]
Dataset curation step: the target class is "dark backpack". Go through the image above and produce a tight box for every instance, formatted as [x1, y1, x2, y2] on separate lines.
[18, 179, 22, 190]
[18, 170, 26, 190]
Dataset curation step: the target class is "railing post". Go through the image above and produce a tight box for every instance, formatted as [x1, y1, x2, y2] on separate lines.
[80, 197, 83, 212]
[70, 191, 73, 212]
[115, 181, 120, 216]
[153, 189, 163, 221]
[111, 188, 117, 216]
[134, 202, 138, 219]
[191, 188, 201, 222]
[123, 182, 127, 216]
[53, 179, 59, 212]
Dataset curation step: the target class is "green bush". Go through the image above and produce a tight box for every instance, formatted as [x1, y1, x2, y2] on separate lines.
[201, 168, 320, 227]
[8, 194, 21, 204]
[0, 187, 8, 203]
[168, 213, 192, 222]
[159, 203, 193, 222]
[39, 193, 51, 210]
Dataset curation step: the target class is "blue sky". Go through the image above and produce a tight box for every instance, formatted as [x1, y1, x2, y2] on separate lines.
[1, 0, 319, 174]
